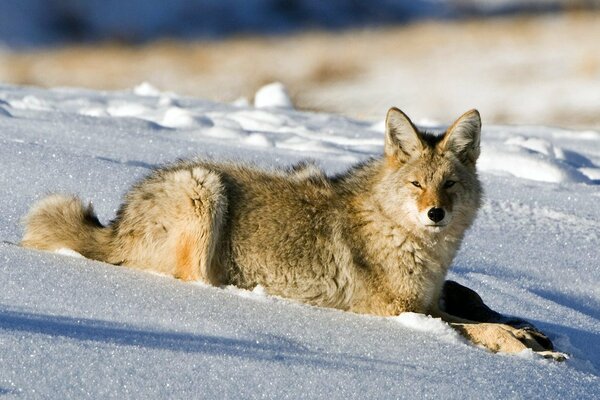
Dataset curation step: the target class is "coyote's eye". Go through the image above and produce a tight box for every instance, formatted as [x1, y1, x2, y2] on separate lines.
[444, 180, 456, 188]
[411, 181, 421, 188]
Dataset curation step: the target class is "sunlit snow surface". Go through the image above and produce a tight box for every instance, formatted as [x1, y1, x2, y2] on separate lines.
[0, 83, 598, 398]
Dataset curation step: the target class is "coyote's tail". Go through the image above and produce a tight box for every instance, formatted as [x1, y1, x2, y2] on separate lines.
[21, 194, 112, 261]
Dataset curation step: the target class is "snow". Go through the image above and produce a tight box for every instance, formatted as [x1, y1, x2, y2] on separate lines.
[254, 82, 294, 109]
[53, 248, 84, 258]
[478, 129, 600, 184]
[0, 82, 599, 398]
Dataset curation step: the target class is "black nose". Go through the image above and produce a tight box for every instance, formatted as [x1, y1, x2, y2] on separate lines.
[427, 207, 445, 223]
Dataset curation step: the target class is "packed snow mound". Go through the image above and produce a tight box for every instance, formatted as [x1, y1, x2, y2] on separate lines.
[254, 82, 294, 109]
[478, 132, 600, 183]
[0, 83, 598, 398]
[392, 312, 466, 345]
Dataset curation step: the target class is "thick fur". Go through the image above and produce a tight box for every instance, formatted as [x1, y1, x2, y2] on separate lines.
[21, 108, 564, 359]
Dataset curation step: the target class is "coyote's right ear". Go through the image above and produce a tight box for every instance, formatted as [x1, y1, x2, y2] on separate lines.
[385, 107, 423, 161]
[441, 109, 481, 166]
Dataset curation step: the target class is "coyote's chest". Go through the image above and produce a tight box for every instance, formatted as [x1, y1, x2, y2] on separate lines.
[351, 220, 457, 316]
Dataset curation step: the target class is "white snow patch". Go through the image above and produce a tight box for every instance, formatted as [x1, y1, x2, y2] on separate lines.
[392, 312, 465, 345]
[579, 167, 600, 180]
[8, 95, 52, 111]
[160, 106, 196, 128]
[78, 106, 109, 117]
[223, 284, 270, 302]
[133, 82, 162, 97]
[158, 95, 176, 107]
[202, 126, 245, 140]
[106, 101, 149, 117]
[245, 132, 274, 147]
[229, 109, 288, 132]
[53, 248, 84, 258]
[505, 136, 555, 157]
[478, 142, 590, 183]
[231, 96, 250, 107]
[254, 82, 294, 109]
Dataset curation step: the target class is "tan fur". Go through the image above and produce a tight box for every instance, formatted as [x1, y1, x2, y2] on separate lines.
[175, 232, 199, 281]
[454, 323, 547, 353]
[21, 108, 561, 358]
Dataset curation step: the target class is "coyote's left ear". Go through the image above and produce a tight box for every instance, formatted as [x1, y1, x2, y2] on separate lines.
[385, 107, 424, 161]
[441, 109, 481, 165]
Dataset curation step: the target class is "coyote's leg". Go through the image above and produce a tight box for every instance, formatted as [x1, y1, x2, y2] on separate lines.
[430, 281, 567, 361]
[114, 166, 227, 284]
[168, 167, 227, 284]
[435, 310, 566, 361]
[441, 280, 556, 349]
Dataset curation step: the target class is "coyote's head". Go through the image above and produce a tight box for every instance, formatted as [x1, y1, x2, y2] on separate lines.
[380, 108, 482, 235]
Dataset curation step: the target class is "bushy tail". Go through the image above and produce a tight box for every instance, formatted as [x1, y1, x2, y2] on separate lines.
[21, 194, 113, 261]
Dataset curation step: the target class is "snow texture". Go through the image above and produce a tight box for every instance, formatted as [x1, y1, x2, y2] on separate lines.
[0, 83, 598, 398]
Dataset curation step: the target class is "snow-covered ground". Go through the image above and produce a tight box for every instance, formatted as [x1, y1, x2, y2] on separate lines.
[4, 12, 599, 130]
[0, 83, 598, 398]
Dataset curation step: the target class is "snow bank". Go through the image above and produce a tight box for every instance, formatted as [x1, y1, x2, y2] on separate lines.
[479, 134, 599, 183]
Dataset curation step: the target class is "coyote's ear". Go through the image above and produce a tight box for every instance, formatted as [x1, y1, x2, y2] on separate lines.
[385, 107, 423, 161]
[441, 109, 481, 165]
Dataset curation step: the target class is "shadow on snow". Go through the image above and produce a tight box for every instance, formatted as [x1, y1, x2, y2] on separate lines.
[0, 307, 412, 373]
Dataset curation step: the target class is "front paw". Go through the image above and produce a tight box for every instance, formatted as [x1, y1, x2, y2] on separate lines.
[452, 323, 567, 361]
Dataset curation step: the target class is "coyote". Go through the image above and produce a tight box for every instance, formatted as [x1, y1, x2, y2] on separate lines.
[22, 108, 562, 359]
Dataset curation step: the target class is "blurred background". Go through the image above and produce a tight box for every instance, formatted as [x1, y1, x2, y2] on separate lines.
[0, 0, 599, 128]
